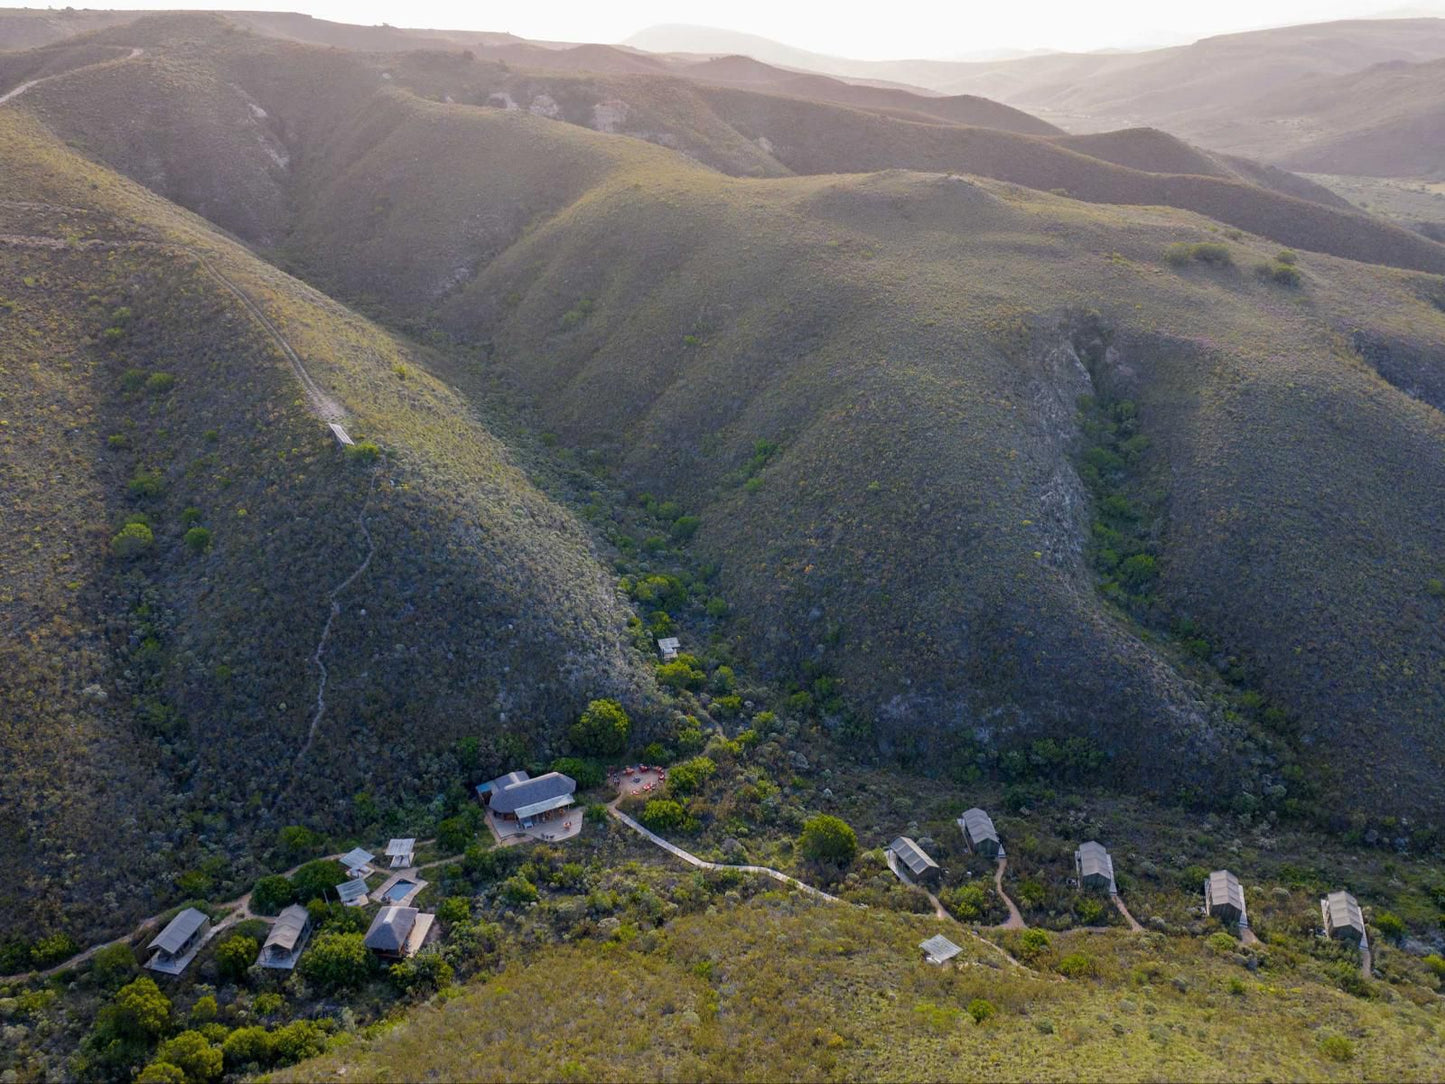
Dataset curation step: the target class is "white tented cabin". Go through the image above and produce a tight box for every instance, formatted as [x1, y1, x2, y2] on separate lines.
[657, 636, 680, 661]
[1205, 870, 1247, 926]
[1074, 841, 1116, 893]
[328, 422, 354, 447]
[338, 847, 374, 878]
[145, 908, 211, 975]
[958, 807, 1002, 858]
[256, 904, 312, 970]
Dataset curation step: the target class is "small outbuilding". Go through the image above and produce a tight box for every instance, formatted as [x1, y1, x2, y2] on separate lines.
[1321, 890, 1366, 944]
[328, 422, 354, 447]
[364, 906, 438, 961]
[888, 836, 942, 886]
[385, 838, 416, 869]
[145, 907, 211, 975]
[485, 771, 577, 829]
[257, 904, 312, 970]
[657, 636, 680, 661]
[958, 808, 1002, 858]
[338, 847, 375, 878]
[919, 934, 962, 965]
[335, 877, 369, 907]
[1075, 841, 1116, 893]
[1205, 870, 1247, 926]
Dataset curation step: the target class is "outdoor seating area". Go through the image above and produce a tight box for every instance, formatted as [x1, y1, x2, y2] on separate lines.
[479, 769, 583, 844]
[611, 764, 666, 798]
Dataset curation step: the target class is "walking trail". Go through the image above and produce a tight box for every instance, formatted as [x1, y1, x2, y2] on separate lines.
[1111, 893, 1145, 933]
[0, 46, 143, 107]
[608, 803, 844, 903]
[994, 856, 1026, 930]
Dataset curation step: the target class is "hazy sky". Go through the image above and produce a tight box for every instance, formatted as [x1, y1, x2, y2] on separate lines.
[82, 0, 1445, 57]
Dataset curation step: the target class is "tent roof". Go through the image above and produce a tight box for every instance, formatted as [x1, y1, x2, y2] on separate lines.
[149, 907, 208, 954]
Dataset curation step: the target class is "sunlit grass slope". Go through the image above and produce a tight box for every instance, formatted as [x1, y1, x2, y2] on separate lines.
[276, 896, 1445, 1082]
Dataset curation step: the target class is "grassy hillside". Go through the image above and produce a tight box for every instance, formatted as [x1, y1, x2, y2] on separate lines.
[276, 893, 1445, 1082]
[0, 108, 654, 946]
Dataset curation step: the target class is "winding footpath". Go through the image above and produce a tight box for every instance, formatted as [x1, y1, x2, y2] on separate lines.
[0, 46, 143, 107]
[608, 805, 844, 903]
[994, 856, 1026, 930]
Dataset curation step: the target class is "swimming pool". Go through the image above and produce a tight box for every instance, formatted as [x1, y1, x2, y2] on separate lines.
[382, 880, 416, 903]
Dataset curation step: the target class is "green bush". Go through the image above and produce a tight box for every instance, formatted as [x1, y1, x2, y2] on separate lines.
[1164, 242, 1194, 266]
[570, 699, 631, 756]
[388, 952, 454, 995]
[1073, 895, 1106, 925]
[1276, 249, 1298, 265]
[1256, 260, 1302, 287]
[499, 875, 540, 906]
[289, 859, 339, 903]
[550, 756, 604, 789]
[1372, 910, 1406, 942]
[967, 998, 997, 1024]
[183, 526, 211, 553]
[941, 883, 988, 921]
[105, 976, 172, 1039]
[120, 368, 148, 391]
[90, 942, 138, 987]
[1319, 1033, 1355, 1062]
[657, 660, 705, 690]
[270, 1020, 326, 1064]
[1056, 953, 1097, 979]
[215, 935, 257, 982]
[346, 440, 381, 462]
[249, 875, 295, 916]
[436, 896, 471, 924]
[670, 515, 702, 541]
[111, 521, 155, 559]
[298, 931, 373, 991]
[798, 814, 858, 865]
[1017, 928, 1051, 961]
[153, 1031, 222, 1083]
[437, 815, 473, 854]
[221, 1026, 273, 1070]
[136, 1065, 185, 1084]
[128, 469, 165, 499]
[277, 825, 324, 858]
[1191, 242, 1232, 265]
[638, 799, 690, 833]
[144, 372, 176, 395]
[665, 756, 717, 796]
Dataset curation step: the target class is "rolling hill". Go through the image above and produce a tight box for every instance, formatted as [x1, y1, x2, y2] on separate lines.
[4, 9, 1445, 946]
[0, 100, 653, 944]
[12, 16, 1445, 813]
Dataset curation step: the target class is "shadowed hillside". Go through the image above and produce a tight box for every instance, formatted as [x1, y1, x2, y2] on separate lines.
[5, 13, 1445, 831]
[0, 107, 653, 944]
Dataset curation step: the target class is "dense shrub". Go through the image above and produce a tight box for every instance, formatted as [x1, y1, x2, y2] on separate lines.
[657, 659, 705, 690]
[183, 526, 211, 553]
[665, 756, 717, 796]
[1256, 260, 1302, 286]
[221, 1026, 273, 1070]
[277, 825, 324, 859]
[90, 942, 138, 987]
[941, 883, 988, 921]
[154, 1031, 222, 1083]
[136, 1064, 185, 1084]
[298, 931, 373, 990]
[570, 699, 631, 756]
[967, 998, 997, 1024]
[550, 756, 604, 790]
[798, 815, 858, 865]
[1373, 910, 1406, 942]
[1319, 1033, 1355, 1061]
[104, 977, 171, 1039]
[499, 875, 539, 906]
[289, 859, 339, 903]
[638, 799, 690, 833]
[1165, 241, 1233, 267]
[111, 521, 154, 558]
[270, 1020, 326, 1064]
[215, 935, 257, 982]
[249, 875, 295, 915]
[1056, 953, 1098, 979]
[437, 815, 473, 854]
